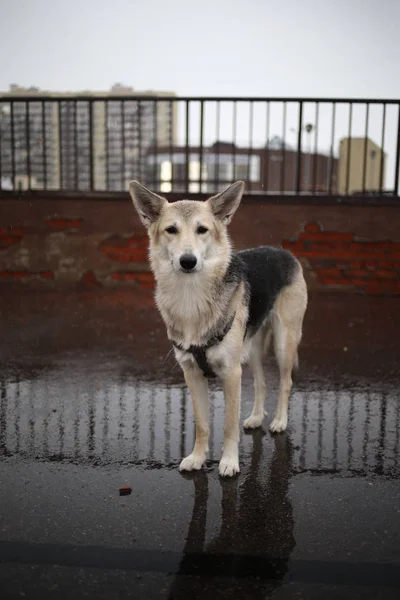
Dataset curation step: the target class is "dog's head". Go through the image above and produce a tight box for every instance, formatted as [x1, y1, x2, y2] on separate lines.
[129, 181, 244, 276]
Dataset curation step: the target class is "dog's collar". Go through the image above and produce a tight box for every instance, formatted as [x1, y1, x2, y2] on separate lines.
[172, 314, 235, 378]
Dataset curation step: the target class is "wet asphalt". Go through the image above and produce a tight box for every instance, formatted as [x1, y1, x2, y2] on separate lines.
[0, 289, 400, 599]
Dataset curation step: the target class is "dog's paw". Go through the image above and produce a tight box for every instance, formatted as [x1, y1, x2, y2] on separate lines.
[179, 453, 206, 472]
[243, 412, 267, 429]
[269, 414, 288, 433]
[219, 456, 240, 477]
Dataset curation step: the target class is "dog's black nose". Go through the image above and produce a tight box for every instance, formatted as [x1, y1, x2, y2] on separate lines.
[180, 254, 197, 272]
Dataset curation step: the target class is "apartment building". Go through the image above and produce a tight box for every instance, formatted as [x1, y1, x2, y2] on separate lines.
[0, 84, 177, 191]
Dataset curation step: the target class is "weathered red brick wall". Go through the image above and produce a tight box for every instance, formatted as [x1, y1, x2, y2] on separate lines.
[0, 196, 151, 289]
[0, 193, 399, 295]
[283, 222, 400, 296]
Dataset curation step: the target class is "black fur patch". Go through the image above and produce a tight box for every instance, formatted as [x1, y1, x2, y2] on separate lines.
[225, 247, 299, 338]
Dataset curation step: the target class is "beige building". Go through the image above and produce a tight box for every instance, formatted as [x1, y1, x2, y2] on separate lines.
[0, 84, 177, 191]
[338, 137, 386, 195]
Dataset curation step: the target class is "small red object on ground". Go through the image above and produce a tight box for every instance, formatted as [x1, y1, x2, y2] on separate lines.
[119, 485, 132, 496]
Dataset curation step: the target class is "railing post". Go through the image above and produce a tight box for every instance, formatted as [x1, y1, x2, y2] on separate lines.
[312, 102, 319, 195]
[104, 101, 109, 190]
[41, 101, 47, 190]
[169, 99, 174, 191]
[362, 103, 369, 194]
[89, 100, 94, 191]
[232, 101, 237, 182]
[25, 102, 31, 190]
[264, 102, 270, 193]
[137, 100, 142, 183]
[296, 101, 303, 194]
[10, 102, 15, 190]
[153, 100, 158, 190]
[121, 100, 126, 191]
[74, 100, 78, 190]
[280, 101, 286, 193]
[199, 100, 204, 193]
[345, 103, 353, 196]
[0, 104, 3, 192]
[394, 103, 400, 196]
[248, 100, 254, 192]
[185, 100, 189, 194]
[328, 103, 336, 195]
[215, 101, 220, 192]
[58, 102, 63, 189]
[379, 103, 386, 194]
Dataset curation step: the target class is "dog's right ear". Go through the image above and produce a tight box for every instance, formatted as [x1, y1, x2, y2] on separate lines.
[129, 181, 167, 228]
[207, 181, 244, 225]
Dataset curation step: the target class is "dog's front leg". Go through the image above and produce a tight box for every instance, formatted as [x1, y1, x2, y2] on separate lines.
[219, 365, 242, 477]
[179, 363, 209, 472]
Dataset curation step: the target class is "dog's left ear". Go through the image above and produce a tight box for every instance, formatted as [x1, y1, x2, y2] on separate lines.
[207, 181, 244, 225]
[129, 180, 167, 228]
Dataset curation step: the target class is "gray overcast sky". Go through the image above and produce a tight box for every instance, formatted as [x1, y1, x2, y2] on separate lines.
[1, 0, 400, 97]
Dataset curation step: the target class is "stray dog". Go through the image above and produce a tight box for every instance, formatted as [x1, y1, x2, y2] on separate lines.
[129, 181, 308, 477]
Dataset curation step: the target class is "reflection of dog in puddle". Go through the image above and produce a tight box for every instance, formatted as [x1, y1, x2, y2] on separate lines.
[168, 431, 295, 598]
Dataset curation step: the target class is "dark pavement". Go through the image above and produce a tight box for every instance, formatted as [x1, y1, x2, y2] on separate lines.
[1, 288, 400, 599]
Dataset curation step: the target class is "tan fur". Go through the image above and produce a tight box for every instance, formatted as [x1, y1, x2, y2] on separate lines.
[129, 181, 308, 477]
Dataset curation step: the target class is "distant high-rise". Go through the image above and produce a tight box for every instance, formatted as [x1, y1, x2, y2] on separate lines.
[0, 84, 177, 191]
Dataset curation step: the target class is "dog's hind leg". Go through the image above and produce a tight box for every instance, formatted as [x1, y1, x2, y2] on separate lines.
[270, 275, 307, 433]
[219, 365, 242, 477]
[243, 329, 269, 429]
[179, 363, 209, 471]
[269, 318, 298, 433]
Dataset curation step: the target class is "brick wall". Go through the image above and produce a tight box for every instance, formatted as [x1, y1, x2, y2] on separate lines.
[0, 193, 399, 295]
[283, 222, 400, 296]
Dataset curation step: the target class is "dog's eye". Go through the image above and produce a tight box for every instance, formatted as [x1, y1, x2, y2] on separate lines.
[165, 226, 178, 234]
[197, 226, 208, 234]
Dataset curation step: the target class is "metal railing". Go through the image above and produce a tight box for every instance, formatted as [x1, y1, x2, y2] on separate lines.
[1, 377, 399, 479]
[0, 95, 399, 197]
